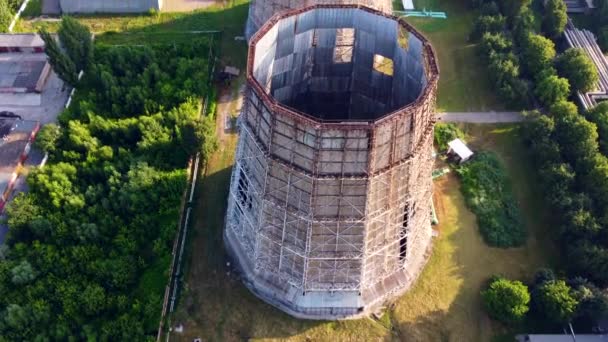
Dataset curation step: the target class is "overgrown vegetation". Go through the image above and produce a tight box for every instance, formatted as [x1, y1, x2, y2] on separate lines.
[556, 48, 599, 93]
[0, 0, 14, 32]
[434, 122, 465, 151]
[39, 17, 93, 87]
[590, 0, 608, 52]
[0, 18, 218, 340]
[482, 276, 530, 324]
[470, 0, 608, 331]
[483, 270, 608, 330]
[471, 0, 573, 109]
[456, 151, 525, 247]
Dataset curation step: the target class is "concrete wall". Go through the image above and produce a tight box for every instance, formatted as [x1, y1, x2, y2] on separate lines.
[60, 0, 162, 13]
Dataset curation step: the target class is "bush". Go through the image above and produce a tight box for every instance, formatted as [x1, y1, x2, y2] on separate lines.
[0, 0, 13, 32]
[542, 0, 568, 38]
[482, 277, 531, 324]
[533, 280, 579, 324]
[534, 73, 570, 106]
[470, 15, 506, 41]
[457, 152, 526, 247]
[556, 48, 599, 93]
[34, 123, 62, 153]
[434, 123, 465, 151]
[522, 33, 556, 76]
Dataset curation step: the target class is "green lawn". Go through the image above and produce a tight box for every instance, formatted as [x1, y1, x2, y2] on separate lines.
[21, 0, 41, 18]
[15, 0, 250, 67]
[407, 1, 505, 111]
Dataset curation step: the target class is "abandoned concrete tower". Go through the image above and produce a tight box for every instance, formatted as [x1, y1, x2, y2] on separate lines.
[245, 0, 393, 39]
[225, 5, 439, 319]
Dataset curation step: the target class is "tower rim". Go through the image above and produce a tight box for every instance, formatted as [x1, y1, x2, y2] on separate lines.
[246, 4, 440, 127]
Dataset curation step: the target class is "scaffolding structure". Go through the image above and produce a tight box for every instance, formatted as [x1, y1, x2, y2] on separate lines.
[226, 5, 439, 319]
[245, 0, 393, 40]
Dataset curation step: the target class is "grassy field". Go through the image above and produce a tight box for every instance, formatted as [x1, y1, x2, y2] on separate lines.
[15, 0, 250, 67]
[16, 0, 500, 111]
[407, 1, 505, 111]
[170, 122, 556, 341]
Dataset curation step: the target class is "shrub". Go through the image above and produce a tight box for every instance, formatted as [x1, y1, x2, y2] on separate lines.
[556, 48, 599, 93]
[470, 15, 506, 41]
[482, 277, 531, 324]
[542, 0, 568, 38]
[434, 123, 465, 152]
[34, 123, 62, 153]
[0, 0, 13, 32]
[535, 73, 570, 106]
[457, 152, 526, 247]
[522, 33, 556, 76]
[533, 280, 579, 324]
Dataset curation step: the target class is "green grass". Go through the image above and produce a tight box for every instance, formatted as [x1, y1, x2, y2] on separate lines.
[15, 0, 250, 67]
[21, 0, 41, 18]
[407, 1, 505, 111]
[393, 0, 403, 11]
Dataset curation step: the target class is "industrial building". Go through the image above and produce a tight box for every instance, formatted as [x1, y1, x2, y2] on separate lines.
[245, 0, 393, 40]
[225, 5, 439, 319]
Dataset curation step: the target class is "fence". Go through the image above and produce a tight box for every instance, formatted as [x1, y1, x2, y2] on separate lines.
[156, 32, 221, 342]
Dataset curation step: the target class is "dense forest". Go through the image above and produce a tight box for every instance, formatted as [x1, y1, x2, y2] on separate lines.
[0, 19, 218, 340]
[472, 0, 608, 330]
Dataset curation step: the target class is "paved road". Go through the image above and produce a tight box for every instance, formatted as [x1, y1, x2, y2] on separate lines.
[437, 111, 525, 123]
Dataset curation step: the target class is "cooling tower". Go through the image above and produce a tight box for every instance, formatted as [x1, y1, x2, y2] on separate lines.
[225, 5, 439, 319]
[245, 0, 393, 39]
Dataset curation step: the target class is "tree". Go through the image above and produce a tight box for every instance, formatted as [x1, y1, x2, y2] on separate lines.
[533, 280, 579, 324]
[0, 0, 12, 32]
[57, 16, 93, 71]
[570, 279, 608, 323]
[567, 242, 608, 285]
[38, 28, 78, 86]
[500, 0, 532, 17]
[5, 193, 41, 233]
[479, 33, 513, 58]
[523, 33, 556, 76]
[482, 277, 531, 324]
[513, 6, 535, 43]
[542, 0, 568, 38]
[470, 15, 506, 41]
[34, 123, 62, 154]
[534, 268, 556, 286]
[556, 48, 599, 93]
[535, 73, 570, 106]
[587, 102, 608, 154]
[10, 260, 36, 285]
[434, 123, 465, 151]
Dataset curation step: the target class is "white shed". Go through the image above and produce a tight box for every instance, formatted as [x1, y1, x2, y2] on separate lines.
[447, 139, 474, 164]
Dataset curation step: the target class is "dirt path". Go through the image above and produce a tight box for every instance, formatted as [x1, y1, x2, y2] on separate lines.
[438, 111, 524, 123]
[214, 80, 245, 145]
